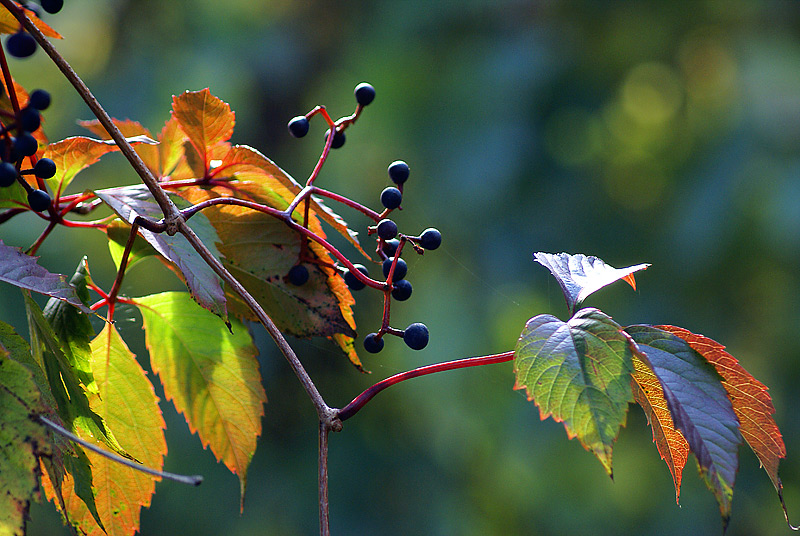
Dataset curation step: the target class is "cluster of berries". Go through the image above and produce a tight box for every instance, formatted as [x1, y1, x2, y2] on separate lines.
[7, 1, 64, 58]
[286, 83, 442, 354]
[0, 88, 55, 211]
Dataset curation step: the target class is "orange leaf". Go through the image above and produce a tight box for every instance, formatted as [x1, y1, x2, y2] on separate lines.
[630, 351, 689, 503]
[657, 325, 786, 491]
[79, 118, 160, 177]
[171, 89, 235, 170]
[0, 6, 62, 38]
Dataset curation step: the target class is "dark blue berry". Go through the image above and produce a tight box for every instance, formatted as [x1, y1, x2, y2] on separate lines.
[343, 264, 369, 291]
[391, 279, 413, 301]
[382, 257, 407, 280]
[419, 228, 441, 250]
[382, 238, 400, 257]
[377, 219, 397, 240]
[363, 333, 384, 354]
[324, 128, 346, 149]
[388, 160, 410, 184]
[40, 0, 64, 14]
[7, 31, 36, 58]
[28, 89, 51, 111]
[27, 189, 50, 212]
[288, 116, 309, 138]
[19, 107, 40, 132]
[33, 157, 56, 179]
[403, 322, 429, 350]
[354, 82, 376, 106]
[287, 264, 309, 286]
[380, 187, 402, 210]
[14, 133, 38, 157]
[0, 161, 16, 187]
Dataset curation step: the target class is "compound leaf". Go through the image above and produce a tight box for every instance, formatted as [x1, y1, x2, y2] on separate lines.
[0, 325, 51, 536]
[657, 326, 786, 495]
[50, 324, 166, 536]
[514, 307, 635, 475]
[534, 252, 650, 314]
[135, 291, 265, 506]
[626, 325, 742, 529]
[0, 240, 91, 314]
[94, 184, 227, 319]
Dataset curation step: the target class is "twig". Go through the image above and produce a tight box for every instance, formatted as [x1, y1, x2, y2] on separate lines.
[39, 415, 203, 486]
[319, 421, 331, 536]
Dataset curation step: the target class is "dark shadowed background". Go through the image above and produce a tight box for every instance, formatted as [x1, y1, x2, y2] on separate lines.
[1, 1, 799, 534]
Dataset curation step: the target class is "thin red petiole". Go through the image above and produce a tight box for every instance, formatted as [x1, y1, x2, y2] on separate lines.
[337, 351, 516, 421]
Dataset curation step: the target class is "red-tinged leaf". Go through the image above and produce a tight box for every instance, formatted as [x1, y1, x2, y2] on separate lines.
[630, 351, 689, 503]
[0, 327, 51, 536]
[534, 252, 650, 314]
[213, 144, 369, 258]
[178, 183, 357, 339]
[94, 184, 227, 319]
[656, 326, 786, 492]
[171, 89, 235, 170]
[78, 119, 161, 177]
[43, 135, 157, 196]
[513, 308, 635, 475]
[0, 5, 62, 38]
[49, 324, 167, 536]
[135, 291, 265, 506]
[0, 240, 92, 314]
[626, 325, 742, 530]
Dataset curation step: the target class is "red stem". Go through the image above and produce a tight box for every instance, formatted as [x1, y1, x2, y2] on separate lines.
[337, 351, 515, 421]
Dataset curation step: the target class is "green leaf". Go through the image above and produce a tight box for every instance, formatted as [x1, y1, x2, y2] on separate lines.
[533, 252, 650, 314]
[23, 292, 129, 459]
[0, 328, 51, 536]
[105, 218, 158, 271]
[513, 307, 635, 475]
[179, 183, 357, 338]
[135, 291, 266, 506]
[42, 258, 97, 393]
[0, 240, 92, 314]
[43, 135, 157, 196]
[94, 184, 227, 319]
[49, 325, 167, 536]
[625, 325, 742, 529]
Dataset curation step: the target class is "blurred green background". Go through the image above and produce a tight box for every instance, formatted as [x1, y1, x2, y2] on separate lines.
[1, 0, 800, 534]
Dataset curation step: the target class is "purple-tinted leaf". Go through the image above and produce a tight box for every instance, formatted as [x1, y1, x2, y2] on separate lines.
[626, 325, 741, 529]
[534, 252, 650, 314]
[94, 185, 227, 319]
[0, 240, 91, 313]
